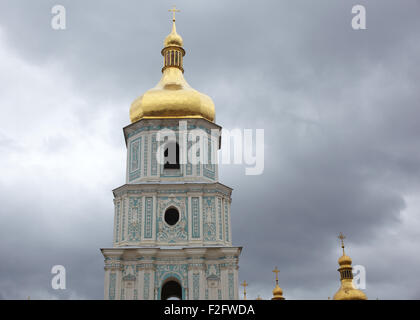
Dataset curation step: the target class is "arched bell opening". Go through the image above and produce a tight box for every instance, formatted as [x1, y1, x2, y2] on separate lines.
[164, 141, 180, 170]
[160, 279, 183, 300]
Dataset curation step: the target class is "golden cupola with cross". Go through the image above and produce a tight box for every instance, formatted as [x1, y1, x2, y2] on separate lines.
[129, 7, 215, 123]
[271, 267, 285, 300]
[333, 233, 367, 300]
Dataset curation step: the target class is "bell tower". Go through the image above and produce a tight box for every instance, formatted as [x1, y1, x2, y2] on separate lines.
[101, 8, 241, 300]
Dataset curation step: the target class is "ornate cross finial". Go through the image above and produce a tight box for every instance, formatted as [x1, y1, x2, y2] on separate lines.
[272, 266, 280, 284]
[169, 5, 180, 22]
[338, 232, 346, 254]
[241, 280, 248, 300]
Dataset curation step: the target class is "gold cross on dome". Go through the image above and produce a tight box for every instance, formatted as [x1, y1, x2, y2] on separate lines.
[338, 232, 346, 247]
[272, 266, 280, 282]
[169, 5, 180, 22]
[338, 232, 346, 244]
[338, 232, 346, 254]
[241, 280, 248, 300]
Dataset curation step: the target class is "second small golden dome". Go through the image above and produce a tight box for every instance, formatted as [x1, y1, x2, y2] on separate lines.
[273, 285, 283, 296]
[338, 254, 352, 266]
[164, 22, 183, 47]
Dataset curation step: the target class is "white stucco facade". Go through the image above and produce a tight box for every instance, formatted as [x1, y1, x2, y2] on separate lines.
[101, 118, 241, 300]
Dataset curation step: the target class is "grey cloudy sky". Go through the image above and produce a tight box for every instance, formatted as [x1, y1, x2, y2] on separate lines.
[0, 0, 419, 299]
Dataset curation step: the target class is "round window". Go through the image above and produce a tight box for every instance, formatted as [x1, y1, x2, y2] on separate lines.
[164, 207, 179, 226]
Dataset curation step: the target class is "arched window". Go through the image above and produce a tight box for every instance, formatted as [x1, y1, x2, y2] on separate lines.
[164, 142, 180, 169]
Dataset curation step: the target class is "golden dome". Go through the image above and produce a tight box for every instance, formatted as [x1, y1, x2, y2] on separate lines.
[130, 68, 215, 123]
[130, 15, 215, 123]
[164, 22, 183, 47]
[338, 254, 352, 266]
[272, 284, 283, 297]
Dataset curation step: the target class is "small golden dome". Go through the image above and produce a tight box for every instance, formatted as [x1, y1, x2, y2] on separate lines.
[164, 22, 183, 47]
[338, 254, 352, 266]
[272, 284, 285, 300]
[273, 285, 283, 296]
[130, 15, 215, 123]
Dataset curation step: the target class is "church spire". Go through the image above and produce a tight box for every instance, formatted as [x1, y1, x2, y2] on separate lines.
[336, 233, 353, 281]
[241, 280, 248, 300]
[333, 233, 367, 300]
[271, 266, 285, 300]
[162, 5, 185, 73]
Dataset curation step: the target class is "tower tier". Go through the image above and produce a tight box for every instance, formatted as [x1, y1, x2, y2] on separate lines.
[112, 183, 233, 247]
[102, 246, 241, 300]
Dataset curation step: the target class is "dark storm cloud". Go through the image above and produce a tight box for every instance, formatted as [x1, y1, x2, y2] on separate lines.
[0, 0, 419, 299]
